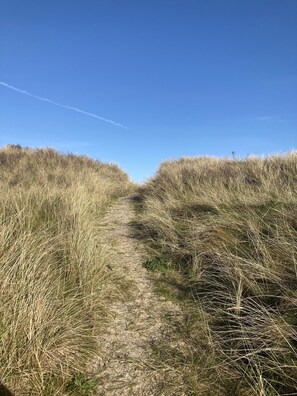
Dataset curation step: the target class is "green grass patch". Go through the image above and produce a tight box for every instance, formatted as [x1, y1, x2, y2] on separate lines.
[65, 373, 98, 396]
[143, 256, 169, 272]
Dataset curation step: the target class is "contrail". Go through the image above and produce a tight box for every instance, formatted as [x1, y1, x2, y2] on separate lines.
[0, 81, 127, 129]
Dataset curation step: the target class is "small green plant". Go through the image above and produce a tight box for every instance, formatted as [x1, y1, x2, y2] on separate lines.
[143, 256, 169, 272]
[65, 373, 98, 395]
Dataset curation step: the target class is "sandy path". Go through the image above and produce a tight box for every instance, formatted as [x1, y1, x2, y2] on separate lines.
[94, 196, 178, 396]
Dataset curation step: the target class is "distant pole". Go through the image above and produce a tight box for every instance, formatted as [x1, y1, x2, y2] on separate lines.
[231, 151, 236, 160]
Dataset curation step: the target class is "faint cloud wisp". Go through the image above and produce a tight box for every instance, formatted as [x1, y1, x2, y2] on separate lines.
[249, 115, 288, 123]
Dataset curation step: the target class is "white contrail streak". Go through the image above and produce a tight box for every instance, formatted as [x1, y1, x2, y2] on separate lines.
[0, 81, 127, 129]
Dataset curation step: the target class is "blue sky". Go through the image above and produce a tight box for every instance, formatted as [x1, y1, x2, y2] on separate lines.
[0, 0, 296, 181]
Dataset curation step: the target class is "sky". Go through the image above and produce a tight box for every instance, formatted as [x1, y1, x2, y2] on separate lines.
[0, 0, 296, 182]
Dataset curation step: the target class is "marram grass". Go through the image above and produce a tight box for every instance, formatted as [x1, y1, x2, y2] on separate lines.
[135, 153, 297, 395]
[0, 145, 133, 394]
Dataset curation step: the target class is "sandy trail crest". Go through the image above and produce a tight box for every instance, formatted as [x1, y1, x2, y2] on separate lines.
[94, 197, 178, 396]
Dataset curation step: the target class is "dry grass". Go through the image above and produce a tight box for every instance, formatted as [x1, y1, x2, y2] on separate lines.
[0, 145, 134, 395]
[135, 153, 297, 395]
